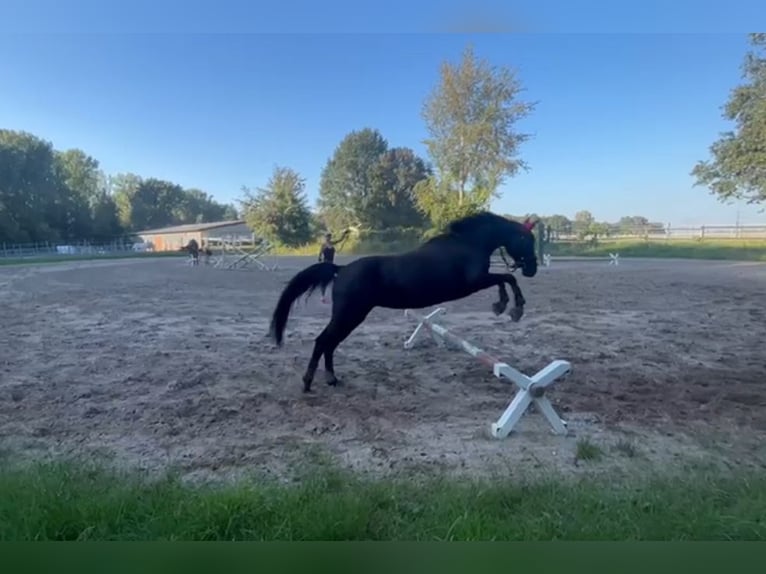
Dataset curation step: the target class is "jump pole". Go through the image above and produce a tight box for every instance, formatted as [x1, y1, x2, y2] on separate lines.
[540, 252, 619, 268]
[404, 307, 570, 439]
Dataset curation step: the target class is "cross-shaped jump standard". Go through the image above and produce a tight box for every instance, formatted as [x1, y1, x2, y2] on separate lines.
[404, 307, 570, 439]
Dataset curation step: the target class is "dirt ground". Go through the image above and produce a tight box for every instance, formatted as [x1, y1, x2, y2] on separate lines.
[1, 254, 765, 484]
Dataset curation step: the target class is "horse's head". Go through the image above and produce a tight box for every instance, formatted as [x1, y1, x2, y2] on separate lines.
[505, 217, 539, 277]
[446, 212, 539, 277]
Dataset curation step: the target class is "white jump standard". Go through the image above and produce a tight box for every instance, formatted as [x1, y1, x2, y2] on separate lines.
[403, 307, 570, 439]
[540, 252, 619, 267]
[209, 236, 278, 271]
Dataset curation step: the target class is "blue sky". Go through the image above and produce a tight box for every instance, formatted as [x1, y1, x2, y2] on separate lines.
[1, 1, 765, 225]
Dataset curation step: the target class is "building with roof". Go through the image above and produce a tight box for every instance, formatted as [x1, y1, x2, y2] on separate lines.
[136, 220, 253, 252]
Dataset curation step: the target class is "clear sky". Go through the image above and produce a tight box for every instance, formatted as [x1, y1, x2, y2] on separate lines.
[1, 1, 765, 226]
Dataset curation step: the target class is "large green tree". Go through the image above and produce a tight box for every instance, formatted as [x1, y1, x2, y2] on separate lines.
[1, 128, 236, 244]
[113, 175, 185, 231]
[617, 216, 649, 234]
[0, 130, 64, 243]
[174, 188, 238, 224]
[692, 33, 766, 205]
[240, 165, 313, 247]
[317, 128, 429, 231]
[112, 173, 236, 232]
[365, 147, 430, 230]
[53, 148, 105, 240]
[89, 191, 124, 242]
[415, 44, 536, 230]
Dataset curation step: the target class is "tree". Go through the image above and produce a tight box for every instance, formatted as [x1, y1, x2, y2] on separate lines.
[113, 176, 186, 231]
[573, 210, 594, 228]
[112, 173, 143, 230]
[573, 210, 598, 240]
[416, 44, 536, 229]
[56, 149, 102, 204]
[0, 127, 235, 244]
[539, 214, 571, 239]
[617, 215, 649, 235]
[241, 165, 313, 247]
[174, 188, 236, 224]
[89, 191, 124, 243]
[0, 129, 62, 243]
[317, 128, 428, 231]
[112, 173, 233, 232]
[222, 204, 240, 220]
[366, 147, 430, 230]
[53, 148, 104, 240]
[692, 33, 766, 205]
[317, 128, 388, 230]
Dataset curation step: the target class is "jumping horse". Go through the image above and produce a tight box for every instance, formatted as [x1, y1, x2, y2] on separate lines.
[269, 211, 540, 393]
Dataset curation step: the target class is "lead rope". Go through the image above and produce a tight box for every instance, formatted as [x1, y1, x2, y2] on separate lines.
[499, 247, 519, 272]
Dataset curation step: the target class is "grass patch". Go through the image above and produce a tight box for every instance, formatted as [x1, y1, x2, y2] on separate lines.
[8, 239, 764, 266]
[2, 461, 766, 540]
[547, 239, 766, 262]
[260, 237, 766, 262]
[0, 251, 183, 267]
[575, 438, 604, 462]
[614, 439, 639, 458]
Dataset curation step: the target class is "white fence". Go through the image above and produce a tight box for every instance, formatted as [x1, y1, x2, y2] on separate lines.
[553, 224, 766, 241]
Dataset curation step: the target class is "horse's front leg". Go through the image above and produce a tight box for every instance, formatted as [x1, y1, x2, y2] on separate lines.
[491, 282, 510, 316]
[505, 274, 526, 322]
[476, 273, 526, 322]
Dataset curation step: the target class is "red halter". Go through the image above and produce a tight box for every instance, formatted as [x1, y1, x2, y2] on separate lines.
[522, 217, 537, 231]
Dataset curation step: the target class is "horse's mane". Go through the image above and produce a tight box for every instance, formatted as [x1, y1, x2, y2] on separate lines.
[445, 211, 519, 236]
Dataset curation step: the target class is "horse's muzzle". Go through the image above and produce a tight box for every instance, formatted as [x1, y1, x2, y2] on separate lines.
[521, 261, 537, 277]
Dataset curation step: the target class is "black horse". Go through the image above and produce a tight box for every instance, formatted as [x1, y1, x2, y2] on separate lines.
[269, 211, 540, 393]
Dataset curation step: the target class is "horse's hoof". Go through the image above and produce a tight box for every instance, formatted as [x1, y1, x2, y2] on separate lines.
[492, 302, 507, 316]
[509, 306, 524, 322]
[326, 377, 339, 387]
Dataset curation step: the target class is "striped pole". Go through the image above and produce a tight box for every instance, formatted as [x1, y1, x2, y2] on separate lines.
[404, 308, 570, 438]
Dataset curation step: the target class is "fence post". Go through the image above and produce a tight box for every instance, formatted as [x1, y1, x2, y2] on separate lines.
[536, 221, 546, 262]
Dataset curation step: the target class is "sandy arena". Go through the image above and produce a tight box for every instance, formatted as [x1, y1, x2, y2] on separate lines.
[1, 255, 765, 483]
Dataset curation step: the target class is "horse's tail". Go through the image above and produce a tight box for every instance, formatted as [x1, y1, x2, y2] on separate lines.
[269, 262, 342, 346]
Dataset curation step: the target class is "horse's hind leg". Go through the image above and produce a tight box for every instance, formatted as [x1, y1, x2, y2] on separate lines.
[301, 305, 371, 392]
[322, 306, 371, 387]
[302, 336, 326, 393]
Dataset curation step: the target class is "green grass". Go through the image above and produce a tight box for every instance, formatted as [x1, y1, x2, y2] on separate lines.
[614, 440, 639, 458]
[547, 239, 766, 262]
[0, 251, 184, 267]
[2, 461, 766, 540]
[5, 239, 765, 266]
[575, 438, 604, 462]
[268, 238, 766, 262]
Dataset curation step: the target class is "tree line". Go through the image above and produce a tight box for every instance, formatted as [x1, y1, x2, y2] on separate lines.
[239, 44, 536, 249]
[2, 35, 763, 249]
[0, 130, 238, 245]
[240, 34, 765, 250]
[511, 213, 665, 242]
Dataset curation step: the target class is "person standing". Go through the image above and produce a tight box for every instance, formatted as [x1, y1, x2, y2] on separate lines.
[317, 229, 349, 303]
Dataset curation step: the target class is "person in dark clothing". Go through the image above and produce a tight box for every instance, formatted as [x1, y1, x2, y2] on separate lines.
[184, 238, 200, 265]
[317, 230, 349, 302]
